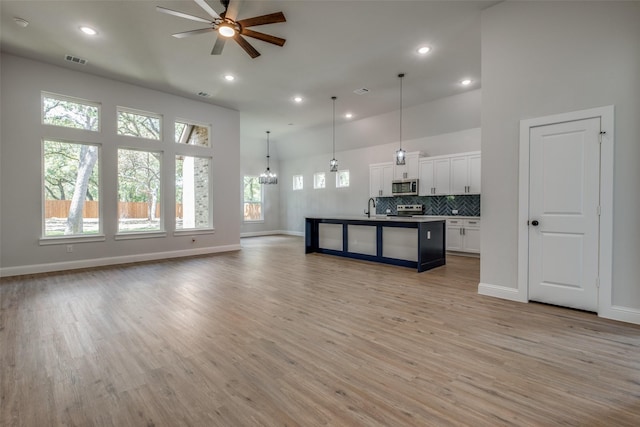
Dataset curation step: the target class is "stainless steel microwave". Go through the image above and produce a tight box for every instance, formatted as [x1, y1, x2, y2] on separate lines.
[391, 179, 418, 196]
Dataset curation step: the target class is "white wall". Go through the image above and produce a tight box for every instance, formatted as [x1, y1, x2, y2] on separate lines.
[0, 54, 241, 275]
[480, 2, 640, 314]
[279, 124, 481, 234]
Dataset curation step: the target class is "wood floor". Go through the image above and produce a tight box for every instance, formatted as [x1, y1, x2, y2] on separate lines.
[2, 235, 640, 426]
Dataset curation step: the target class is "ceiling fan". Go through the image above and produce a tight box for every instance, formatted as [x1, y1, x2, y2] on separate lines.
[157, 0, 286, 59]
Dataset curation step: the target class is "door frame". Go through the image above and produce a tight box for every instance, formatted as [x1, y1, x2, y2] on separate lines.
[517, 106, 614, 316]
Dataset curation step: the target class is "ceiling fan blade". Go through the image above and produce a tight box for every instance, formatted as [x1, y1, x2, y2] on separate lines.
[194, 0, 221, 20]
[237, 12, 286, 28]
[241, 28, 286, 47]
[233, 34, 260, 58]
[156, 6, 212, 24]
[211, 37, 226, 55]
[224, 0, 242, 21]
[172, 28, 215, 39]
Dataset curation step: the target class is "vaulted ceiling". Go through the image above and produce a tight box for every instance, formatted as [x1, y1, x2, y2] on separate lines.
[1, 1, 497, 147]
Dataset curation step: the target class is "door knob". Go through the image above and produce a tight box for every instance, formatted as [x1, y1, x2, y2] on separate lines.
[531, 220, 539, 226]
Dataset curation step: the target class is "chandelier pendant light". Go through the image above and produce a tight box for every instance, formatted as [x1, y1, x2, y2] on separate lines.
[395, 73, 406, 166]
[330, 96, 338, 172]
[259, 130, 278, 184]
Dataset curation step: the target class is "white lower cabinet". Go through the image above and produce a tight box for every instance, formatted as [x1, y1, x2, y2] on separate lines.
[446, 218, 480, 254]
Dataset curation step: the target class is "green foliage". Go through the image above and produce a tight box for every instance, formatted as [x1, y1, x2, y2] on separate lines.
[117, 110, 160, 140]
[243, 176, 262, 202]
[118, 149, 161, 203]
[43, 140, 99, 201]
[43, 96, 99, 131]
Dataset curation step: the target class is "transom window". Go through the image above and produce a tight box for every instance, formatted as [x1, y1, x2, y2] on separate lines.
[117, 107, 161, 140]
[293, 175, 303, 191]
[336, 170, 350, 188]
[175, 120, 211, 147]
[42, 92, 100, 131]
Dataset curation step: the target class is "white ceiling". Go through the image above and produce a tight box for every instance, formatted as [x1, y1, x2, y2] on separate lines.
[0, 0, 497, 144]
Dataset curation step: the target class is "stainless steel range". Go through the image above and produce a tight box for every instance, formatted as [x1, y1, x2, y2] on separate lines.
[396, 204, 424, 217]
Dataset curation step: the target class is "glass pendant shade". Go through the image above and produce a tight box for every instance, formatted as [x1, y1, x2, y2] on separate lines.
[329, 158, 338, 172]
[395, 148, 406, 165]
[259, 131, 278, 184]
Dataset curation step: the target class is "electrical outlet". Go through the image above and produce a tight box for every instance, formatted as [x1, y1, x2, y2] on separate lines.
[386, 208, 391, 214]
[452, 209, 459, 215]
[66, 245, 73, 253]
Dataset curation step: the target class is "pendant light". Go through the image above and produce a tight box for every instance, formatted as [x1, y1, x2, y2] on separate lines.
[395, 73, 406, 165]
[259, 131, 278, 184]
[329, 96, 338, 172]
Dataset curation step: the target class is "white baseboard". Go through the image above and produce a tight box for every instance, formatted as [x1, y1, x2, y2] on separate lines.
[478, 282, 527, 302]
[599, 305, 640, 325]
[240, 230, 304, 238]
[0, 244, 241, 278]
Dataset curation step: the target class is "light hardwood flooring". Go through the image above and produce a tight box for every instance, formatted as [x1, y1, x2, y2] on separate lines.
[2, 235, 640, 426]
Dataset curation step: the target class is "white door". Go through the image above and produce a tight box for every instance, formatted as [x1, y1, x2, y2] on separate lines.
[418, 159, 434, 196]
[450, 156, 468, 194]
[433, 158, 451, 195]
[381, 164, 394, 196]
[528, 117, 600, 311]
[468, 154, 481, 194]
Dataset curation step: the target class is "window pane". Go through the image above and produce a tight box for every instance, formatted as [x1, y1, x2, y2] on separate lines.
[293, 175, 303, 191]
[314, 172, 326, 189]
[117, 109, 161, 140]
[118, 149, 162, 232]
[337, 170, 350, 188]
[176, 155, 211, 229]
[243, 176, 263, 221]
[175, 121, 210, 147]
[43, 140, 100, 236]
[42, 94, 100, 131]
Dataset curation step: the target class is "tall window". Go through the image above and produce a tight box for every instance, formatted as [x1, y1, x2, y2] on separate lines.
[314, 172, 326, 189]
[243, 176, 263, 222]
[293, 175, 303, 191]
[43, 140, 100, 237]
[117, 149, 162, 232]
[336, 170, 350, 188]
[42, 92, 100, 131]
[175, 120, 210, 147]
[117, 107, 161, 140]
[176, 155, 211, 229]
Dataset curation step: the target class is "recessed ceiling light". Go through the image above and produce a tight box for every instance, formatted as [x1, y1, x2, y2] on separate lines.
[293, 96, 303, 103]
[345, 113, 353, 119]
[417, 46, 431, 55]
[224, 74, 235, 81]
[13, 17, 29, 28]
[80, 26, 97, 36]
[460, 78, 472, 86]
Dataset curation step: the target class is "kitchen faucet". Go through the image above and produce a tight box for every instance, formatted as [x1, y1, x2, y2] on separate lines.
[365, 197, 376, 218]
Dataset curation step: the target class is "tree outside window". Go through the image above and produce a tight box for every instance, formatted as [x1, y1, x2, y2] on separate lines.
[314, 172, 326, 189]
[336, 170, 350, 188]
[293, 175, 303, 191]
[118, 149, 162, 232]
[43, 140, 100, 236]
[117, 108, 161, 140]
[243, 176, 263, 221]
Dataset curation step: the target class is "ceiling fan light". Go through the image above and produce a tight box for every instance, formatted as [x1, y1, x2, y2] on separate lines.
[218, 24, 236, 38]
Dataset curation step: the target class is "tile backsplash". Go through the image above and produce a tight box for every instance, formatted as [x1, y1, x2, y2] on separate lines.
[375, 194, 480, 217]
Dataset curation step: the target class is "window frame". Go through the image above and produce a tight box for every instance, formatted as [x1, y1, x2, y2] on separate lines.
[41, 91, 101, 132]
[174, 154, 214, 232]
[174, 118, 212, 147]
[313, 172, 326, 189]
[115, 147, 165, 237]
[243, 175, 264, 223]
[336, 169, 350, 188]
[40, 138, 104, 242]
[116, 106, 163, 141]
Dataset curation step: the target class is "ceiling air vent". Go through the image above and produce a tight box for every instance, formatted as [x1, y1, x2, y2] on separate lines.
[65, 55, 87, 65]
[353, 88, 369, 95]
[197, 92, 210, 97]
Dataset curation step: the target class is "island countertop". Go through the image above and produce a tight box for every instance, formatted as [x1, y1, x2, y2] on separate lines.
[305, 216, 446, 272]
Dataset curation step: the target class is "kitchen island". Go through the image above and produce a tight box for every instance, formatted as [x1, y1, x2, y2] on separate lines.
[305, 216, 445, 272]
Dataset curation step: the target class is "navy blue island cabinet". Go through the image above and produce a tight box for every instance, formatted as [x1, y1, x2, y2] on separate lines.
[305, 216, 446, 272]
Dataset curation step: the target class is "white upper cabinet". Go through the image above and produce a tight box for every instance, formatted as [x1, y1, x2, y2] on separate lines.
[449, 152, 481, 195]
[370, 162, 394, 197]
[419, 157, 451, 195]
[393, 151, 422, 180]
